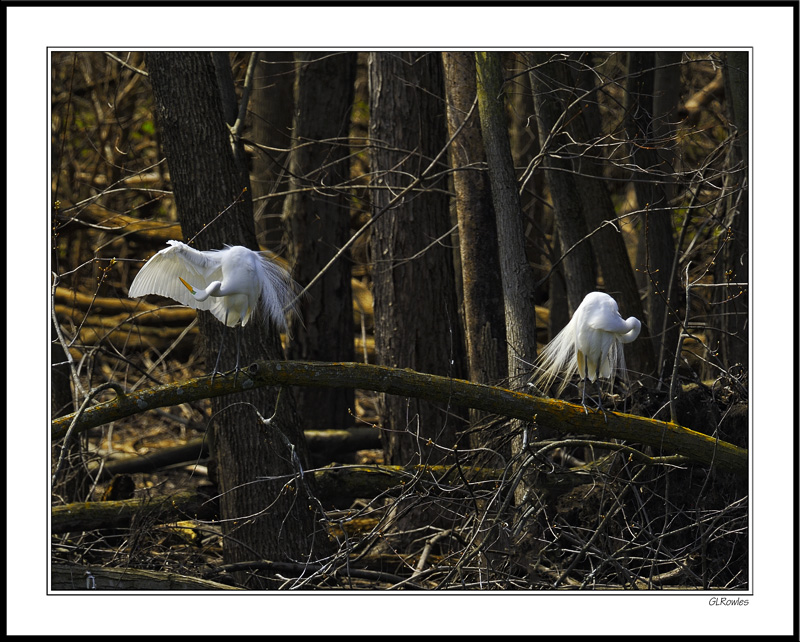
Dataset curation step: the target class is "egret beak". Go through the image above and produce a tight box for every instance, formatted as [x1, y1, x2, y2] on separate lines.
[179, 277, 196, 295]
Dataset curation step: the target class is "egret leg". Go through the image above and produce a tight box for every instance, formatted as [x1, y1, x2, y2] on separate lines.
[211, 312, 230, 382]
[580, 376, 590, 415]
[211, 327, 228, 381]
[593, 363, 608, 423]
[580, 355, 591, 415]
[579, 356, 607, 422]
[233, 323, 242, 385]
[595, 379, 608, 423]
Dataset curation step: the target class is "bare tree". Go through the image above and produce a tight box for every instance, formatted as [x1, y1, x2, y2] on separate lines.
[146, 52, 330, 586]
[367, 51, 467, 466]
[625, 52, 680, 383]
[527, 52, 598, 313]
[712, 51, 749, 377]
[474, 52, 538, 394]
[442, 51, 508, 454]
[474, 49, 550, 507]
[563, 53, 653, 375]
[283, 51, 357, 431]
[249, 52, 295, 248]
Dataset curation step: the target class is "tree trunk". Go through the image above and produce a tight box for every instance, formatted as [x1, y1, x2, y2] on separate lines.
[146, 52, 330, 587]
[474, 51, 545, 464]
[565, 54, 654, 376]
[713, 51, 749, 377]
[368, 51, 467, 466]
[474, 51, 538, 382]
[441, 52, 508, 455]
[508, 53, 549, 302]
[527, 52, 597, 314]
[249, 51, 295, 248]
[653, 52, 683, 205]
[283, 51, 356, 431]
[625, 52, 680, 384]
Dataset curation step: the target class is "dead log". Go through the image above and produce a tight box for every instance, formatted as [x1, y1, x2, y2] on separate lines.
[94, 427, 382, 478]
[51, 562, 241, 591]
[50, 456, 677, 536]
[51, 489, 218, 534]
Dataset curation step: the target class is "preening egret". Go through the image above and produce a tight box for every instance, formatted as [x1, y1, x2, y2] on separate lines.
[531, 291, 641, 415]
[129, 240, 298, 379]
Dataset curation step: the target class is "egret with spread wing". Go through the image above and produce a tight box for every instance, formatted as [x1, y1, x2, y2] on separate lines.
[129, 240, 298, 379]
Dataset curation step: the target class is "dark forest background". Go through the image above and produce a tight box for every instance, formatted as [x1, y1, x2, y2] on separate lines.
[50, 51, 750, 591]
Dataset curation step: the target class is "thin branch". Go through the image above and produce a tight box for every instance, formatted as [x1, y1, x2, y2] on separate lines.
[104, 52, 149, 76]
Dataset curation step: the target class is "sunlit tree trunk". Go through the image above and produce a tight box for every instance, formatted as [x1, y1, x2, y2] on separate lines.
[442, 52, 508, 455]
[475, 51, 545, 457]
[508, 53, 550, 299]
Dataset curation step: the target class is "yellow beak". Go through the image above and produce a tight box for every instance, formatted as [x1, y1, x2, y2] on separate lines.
[179, 277, 196, 295]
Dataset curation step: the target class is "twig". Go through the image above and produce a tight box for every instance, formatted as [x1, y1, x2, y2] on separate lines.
[52, 381, 127, 485]
[104, 52, 149, 77]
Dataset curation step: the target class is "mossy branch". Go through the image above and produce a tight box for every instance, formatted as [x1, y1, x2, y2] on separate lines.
[51, 360, 747, 476]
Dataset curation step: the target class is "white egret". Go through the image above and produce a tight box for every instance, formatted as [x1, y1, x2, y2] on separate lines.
[129, 240, 298, 379]
[531, 291, 641, 415]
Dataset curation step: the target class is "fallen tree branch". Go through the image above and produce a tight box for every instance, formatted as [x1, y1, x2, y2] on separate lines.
[93, 427, 381, 478]
[51, 464, 505, 534]
[51, 562, 241, 591]
[51, 360, 748, 476]
[51, 489, 218, 534]
[202, 559, 423, 590]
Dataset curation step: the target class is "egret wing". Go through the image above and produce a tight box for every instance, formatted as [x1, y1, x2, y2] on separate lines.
[129, 240, 223, 312]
